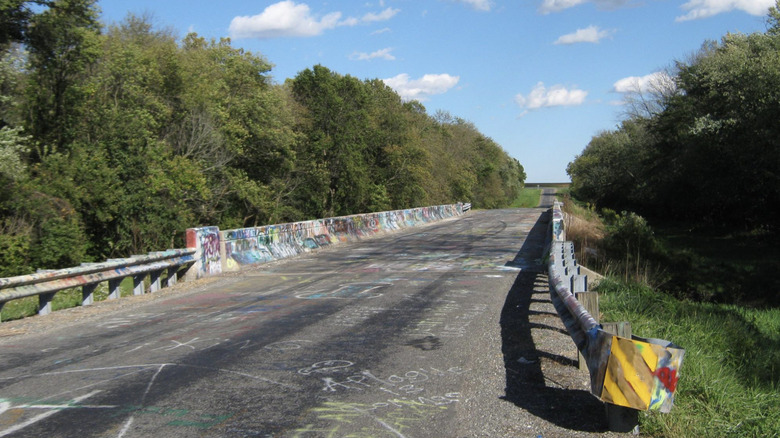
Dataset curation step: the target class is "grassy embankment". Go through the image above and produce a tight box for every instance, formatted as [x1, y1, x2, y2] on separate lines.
[561, 196, 780, 437]
[510, 187, 543, 208]
[510, 183, 572, 208]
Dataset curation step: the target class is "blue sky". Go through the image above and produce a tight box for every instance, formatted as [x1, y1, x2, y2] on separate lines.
[97, 0, 774, 182]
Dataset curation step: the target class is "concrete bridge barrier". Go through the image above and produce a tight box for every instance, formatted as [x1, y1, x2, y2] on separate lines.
[186, 203, 465, 278]
[0, 203, 466, 321]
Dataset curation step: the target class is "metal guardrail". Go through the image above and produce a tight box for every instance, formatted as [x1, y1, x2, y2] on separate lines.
[547, 201, 684, 430]
[0, 249, 196, 320]
[0, 202, 471, 321]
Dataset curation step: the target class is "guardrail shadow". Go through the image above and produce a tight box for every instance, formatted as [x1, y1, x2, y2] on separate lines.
[499, 213, 607, 432]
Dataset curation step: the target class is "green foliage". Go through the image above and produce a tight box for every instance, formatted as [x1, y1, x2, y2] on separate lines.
[0, 6, 526, 277]
[769, 0, 780, 36]
[509, 188, 542, 208]
[3, 180, 88, 270]
[289, 67, 524, 216]
[567, 119, 651, 211]
[568, 17, 780, 232]
[0, 43, 26, 126]
[0, 0, 47, 47]
[601, 211, 661, 261]
[0, 216, 32, 277]
[0, 126, 27, 180]
[24, 0, 101, 152]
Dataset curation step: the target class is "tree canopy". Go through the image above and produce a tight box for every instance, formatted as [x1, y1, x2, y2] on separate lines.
[568, 1, 780, 231]
[0, 2, 525, 276]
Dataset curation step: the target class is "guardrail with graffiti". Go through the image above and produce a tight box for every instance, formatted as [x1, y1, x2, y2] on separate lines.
[0, 203, 467, 322]
[547, 201, 684, 430]
[0, 250, 196, 320]
[186, 203, 466, 278]
[0, 203, 470, 322]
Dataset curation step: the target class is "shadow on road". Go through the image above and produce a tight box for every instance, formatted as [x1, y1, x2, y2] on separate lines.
[499, 211, 608, 432]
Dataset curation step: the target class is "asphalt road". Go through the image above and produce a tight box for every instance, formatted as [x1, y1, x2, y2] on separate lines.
[539, 189, 557, 209]
[0, 207, 610, 437]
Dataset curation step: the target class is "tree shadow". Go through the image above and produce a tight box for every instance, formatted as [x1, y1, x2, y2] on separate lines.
[499, 212, 608, 432]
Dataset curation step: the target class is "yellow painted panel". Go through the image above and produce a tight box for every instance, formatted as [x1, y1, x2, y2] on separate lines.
[601, 336, 663, 410]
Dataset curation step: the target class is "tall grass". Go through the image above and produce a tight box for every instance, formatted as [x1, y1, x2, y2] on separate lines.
[560, 196, 604, 263]
[561, 197, 675, 288]
[598, 279, 780, 437]
[561, 196, 780, 435]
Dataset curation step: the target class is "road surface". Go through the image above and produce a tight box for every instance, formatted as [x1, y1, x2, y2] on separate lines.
[0, 208, 611, 437]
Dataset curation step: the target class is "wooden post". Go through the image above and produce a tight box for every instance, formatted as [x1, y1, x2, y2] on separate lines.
[166, 267, 178, 288]
[602, 321, 638, 434]
[149, 270, 162, 293]
[575, 291, 599, 371]
[605, 403, 639, 434]
[602, 321, 632, 338]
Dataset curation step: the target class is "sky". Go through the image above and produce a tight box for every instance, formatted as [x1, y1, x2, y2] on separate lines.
[96, 0, 774, 183]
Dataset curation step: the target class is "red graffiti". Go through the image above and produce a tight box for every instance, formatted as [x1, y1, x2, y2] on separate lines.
[654, 367, 678, 393]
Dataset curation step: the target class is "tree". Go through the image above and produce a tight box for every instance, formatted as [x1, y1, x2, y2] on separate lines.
[0, 0, 50, 47]
[0, 126, 27, 180]
[0, 43, 26, 127]
[569, 19, 780, 230]
[291, 65, 375, 216]
[767, 0, 780, 36]
[178, 33, 301, 226]
[24, 0, 101, 154]
[567, 119, 652, 211]
[685, 32, 779, 227]
[619, 70, 677, 120]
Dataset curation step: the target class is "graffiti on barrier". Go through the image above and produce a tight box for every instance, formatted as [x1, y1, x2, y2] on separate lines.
[191, 203, 465, 275]
[599, 335, 685, 413]
[185, 226, 221, 278]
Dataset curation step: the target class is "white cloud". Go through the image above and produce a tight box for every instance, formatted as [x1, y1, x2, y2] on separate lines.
[454, 0, 493, 11]
[554, 25, 613, 44]
[371, 27, 391, 35]
[382, 73, 460, 101]
[539, 0, 631, 14]
[350, 48, 396, 61]
[229, 1, 398, 39]
[362, 7, 400, 22]
[613, 71, 674, 93]
[539, 0, 585, 13]
[515, 82, 587, 110]
[676, 0, 774, 21]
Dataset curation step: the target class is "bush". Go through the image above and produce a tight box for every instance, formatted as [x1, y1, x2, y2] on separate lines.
[602, 211, 661, 259]
[5, 184, 88, 272]
[0, 219, 33, 277]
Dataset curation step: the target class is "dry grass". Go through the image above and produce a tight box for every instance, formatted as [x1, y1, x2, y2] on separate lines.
[560, 197, 605, 267]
